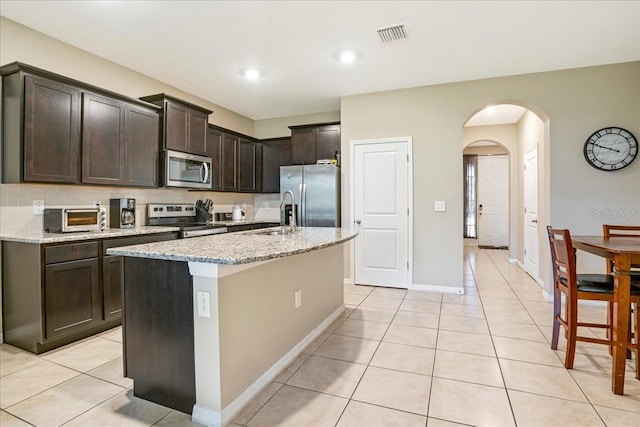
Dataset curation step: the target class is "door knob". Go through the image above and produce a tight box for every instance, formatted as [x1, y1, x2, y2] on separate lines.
[355, 219, 361, 225]
[532, 219, 538, 223]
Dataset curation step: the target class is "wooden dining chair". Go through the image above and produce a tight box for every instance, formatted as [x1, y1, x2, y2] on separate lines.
[603, 224, 640, 273]
[603, 224, 640, 362]
[547, 226, 640, 375]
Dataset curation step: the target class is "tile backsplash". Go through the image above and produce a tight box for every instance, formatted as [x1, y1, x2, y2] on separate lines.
[0, 183, 282, 234]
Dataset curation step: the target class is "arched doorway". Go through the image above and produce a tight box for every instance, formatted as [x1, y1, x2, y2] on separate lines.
[462, 102, 549, 287]
[463, 140, 510, 248]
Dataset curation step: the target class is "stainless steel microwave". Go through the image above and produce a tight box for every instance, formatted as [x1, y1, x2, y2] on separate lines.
[164, 150, 212, 189]
[43, 207, 107, 233]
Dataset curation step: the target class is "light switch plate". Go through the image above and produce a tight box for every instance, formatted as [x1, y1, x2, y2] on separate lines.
[434, 200, 446, 212]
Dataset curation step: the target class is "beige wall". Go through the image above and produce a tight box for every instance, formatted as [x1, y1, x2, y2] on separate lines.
[254, 110, 340, 139]
[0, 17, 254, 135]
[342, 62, 640, 291]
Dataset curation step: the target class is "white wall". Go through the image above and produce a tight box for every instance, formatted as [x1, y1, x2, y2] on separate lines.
[341, 62, 640, 291]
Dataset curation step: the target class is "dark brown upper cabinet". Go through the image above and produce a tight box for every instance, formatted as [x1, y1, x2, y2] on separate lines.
[1, 62, 161, 187]
[82, 93, 160, 187]
[261, 137, 292, 193]
[124, 104, 161, 187]
[208, 125, 239, 192]
[207, 127, 224, 191]
[289, 122, 340, 165]
[82, 93, 125, 185]
[238, 137, 262, 193]
[140, 94, 212, 156]
[222, 133, 239, 191]
[1, 72, 81, 183]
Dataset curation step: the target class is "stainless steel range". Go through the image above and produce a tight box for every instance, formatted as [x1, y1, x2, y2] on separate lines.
[147, 203, 227, 238]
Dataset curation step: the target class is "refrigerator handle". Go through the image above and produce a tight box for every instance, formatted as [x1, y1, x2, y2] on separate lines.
[300, 183, 307, 227]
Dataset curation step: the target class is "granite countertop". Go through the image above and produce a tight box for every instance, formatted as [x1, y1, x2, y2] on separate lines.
[107, 227, 358, 265]
[0, 226, 181, 244]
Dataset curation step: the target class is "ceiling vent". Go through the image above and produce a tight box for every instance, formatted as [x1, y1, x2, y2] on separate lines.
[377, 24, 408, 43]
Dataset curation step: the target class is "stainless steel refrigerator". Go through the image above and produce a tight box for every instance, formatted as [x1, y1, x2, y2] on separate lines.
[280, 164, 341, 227]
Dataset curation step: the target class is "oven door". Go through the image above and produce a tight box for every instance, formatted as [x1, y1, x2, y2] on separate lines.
[165, 150, 212, 189]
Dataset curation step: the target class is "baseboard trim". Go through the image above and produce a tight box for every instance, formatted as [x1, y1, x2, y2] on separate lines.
[343, 278, 354, 285]
[410, 284, 465, 294]
[192, 305, 345, 427]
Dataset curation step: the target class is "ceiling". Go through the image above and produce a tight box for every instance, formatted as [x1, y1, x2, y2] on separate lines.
[1, 1, 638, 123]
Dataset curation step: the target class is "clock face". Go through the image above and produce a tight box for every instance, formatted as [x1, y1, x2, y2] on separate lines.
[583, 127, 638, 171]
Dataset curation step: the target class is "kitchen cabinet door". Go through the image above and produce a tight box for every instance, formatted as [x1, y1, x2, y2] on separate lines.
[82, 93, 126, 185]
[140, 94, 211, 156]
[315, 124, 341, 161]
[125, 104, 160, 187]
[291, 128, 316, 165]
[261, 138, 291, 193]
[222, 133, 238, 191]
[102, 255, 123, 321]
[82, 94, 159, 187]
[164, 99, 190, 152]
[23, 75, 81, 183]
[45, 258, 101, 340]
[238, 138, 262, 193]
[188, 109, 208, 156]
[289, 122, 341, 165]
[207, 127, 224, 191]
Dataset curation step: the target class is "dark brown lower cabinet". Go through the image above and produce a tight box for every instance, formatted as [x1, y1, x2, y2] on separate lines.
[1, 232, 177, 354]
[102, 255, 124, 321]
[45, 258, 101, 340]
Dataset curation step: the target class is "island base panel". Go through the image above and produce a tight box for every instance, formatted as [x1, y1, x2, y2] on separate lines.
[124, 258, 195, 414]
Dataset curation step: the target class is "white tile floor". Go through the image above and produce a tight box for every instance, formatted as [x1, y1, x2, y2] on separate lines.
[1, 248, 639, 426]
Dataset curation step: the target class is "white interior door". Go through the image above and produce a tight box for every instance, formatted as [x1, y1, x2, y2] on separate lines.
[524, 146, 539, 279]
[477, 155, 509, 247]
[353, 140, 410, 288]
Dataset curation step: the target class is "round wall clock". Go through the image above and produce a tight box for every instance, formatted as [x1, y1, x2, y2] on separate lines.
[583, 127, 638, 171]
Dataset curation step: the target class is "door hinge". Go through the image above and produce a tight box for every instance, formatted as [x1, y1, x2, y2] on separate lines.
[407, 261, 410, 269]
[407, 208, 409, 215]
[524, 249, 527, 255]
[407, 154, 409, 162]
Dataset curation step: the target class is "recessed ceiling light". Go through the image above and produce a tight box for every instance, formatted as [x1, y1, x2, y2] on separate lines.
[340, 50, 356, 64]
[244, 68, 260, 80]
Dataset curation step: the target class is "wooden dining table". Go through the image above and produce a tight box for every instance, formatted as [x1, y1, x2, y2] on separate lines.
[572, 235, 640, 395]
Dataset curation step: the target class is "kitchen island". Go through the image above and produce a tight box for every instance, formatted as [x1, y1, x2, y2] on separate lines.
[107, 227, 357, 427]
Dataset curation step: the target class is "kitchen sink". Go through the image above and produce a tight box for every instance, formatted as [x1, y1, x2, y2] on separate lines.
[250, 227, 294, 236]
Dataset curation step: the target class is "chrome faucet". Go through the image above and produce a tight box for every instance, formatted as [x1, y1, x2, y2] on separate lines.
[280, 190, 297, 233]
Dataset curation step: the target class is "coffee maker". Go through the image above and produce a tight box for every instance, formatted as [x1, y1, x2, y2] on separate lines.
[110, 198, 136, 228]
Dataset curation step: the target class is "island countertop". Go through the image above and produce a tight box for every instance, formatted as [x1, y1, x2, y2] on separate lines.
[106, 226, 358, 265]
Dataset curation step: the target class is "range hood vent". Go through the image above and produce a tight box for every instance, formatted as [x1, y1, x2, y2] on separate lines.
[377, 24, 408, 43]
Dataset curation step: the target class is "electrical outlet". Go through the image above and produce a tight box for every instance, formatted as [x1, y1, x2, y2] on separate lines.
[33, 200, 45, 215]
[197, 291, 211, 318]
[434, 200, 446, 212]
[294, 289, 302, 308]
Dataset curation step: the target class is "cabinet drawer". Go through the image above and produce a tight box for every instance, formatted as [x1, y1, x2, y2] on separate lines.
[45, 242, 98, 264]
[102, 232, 178, 255]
